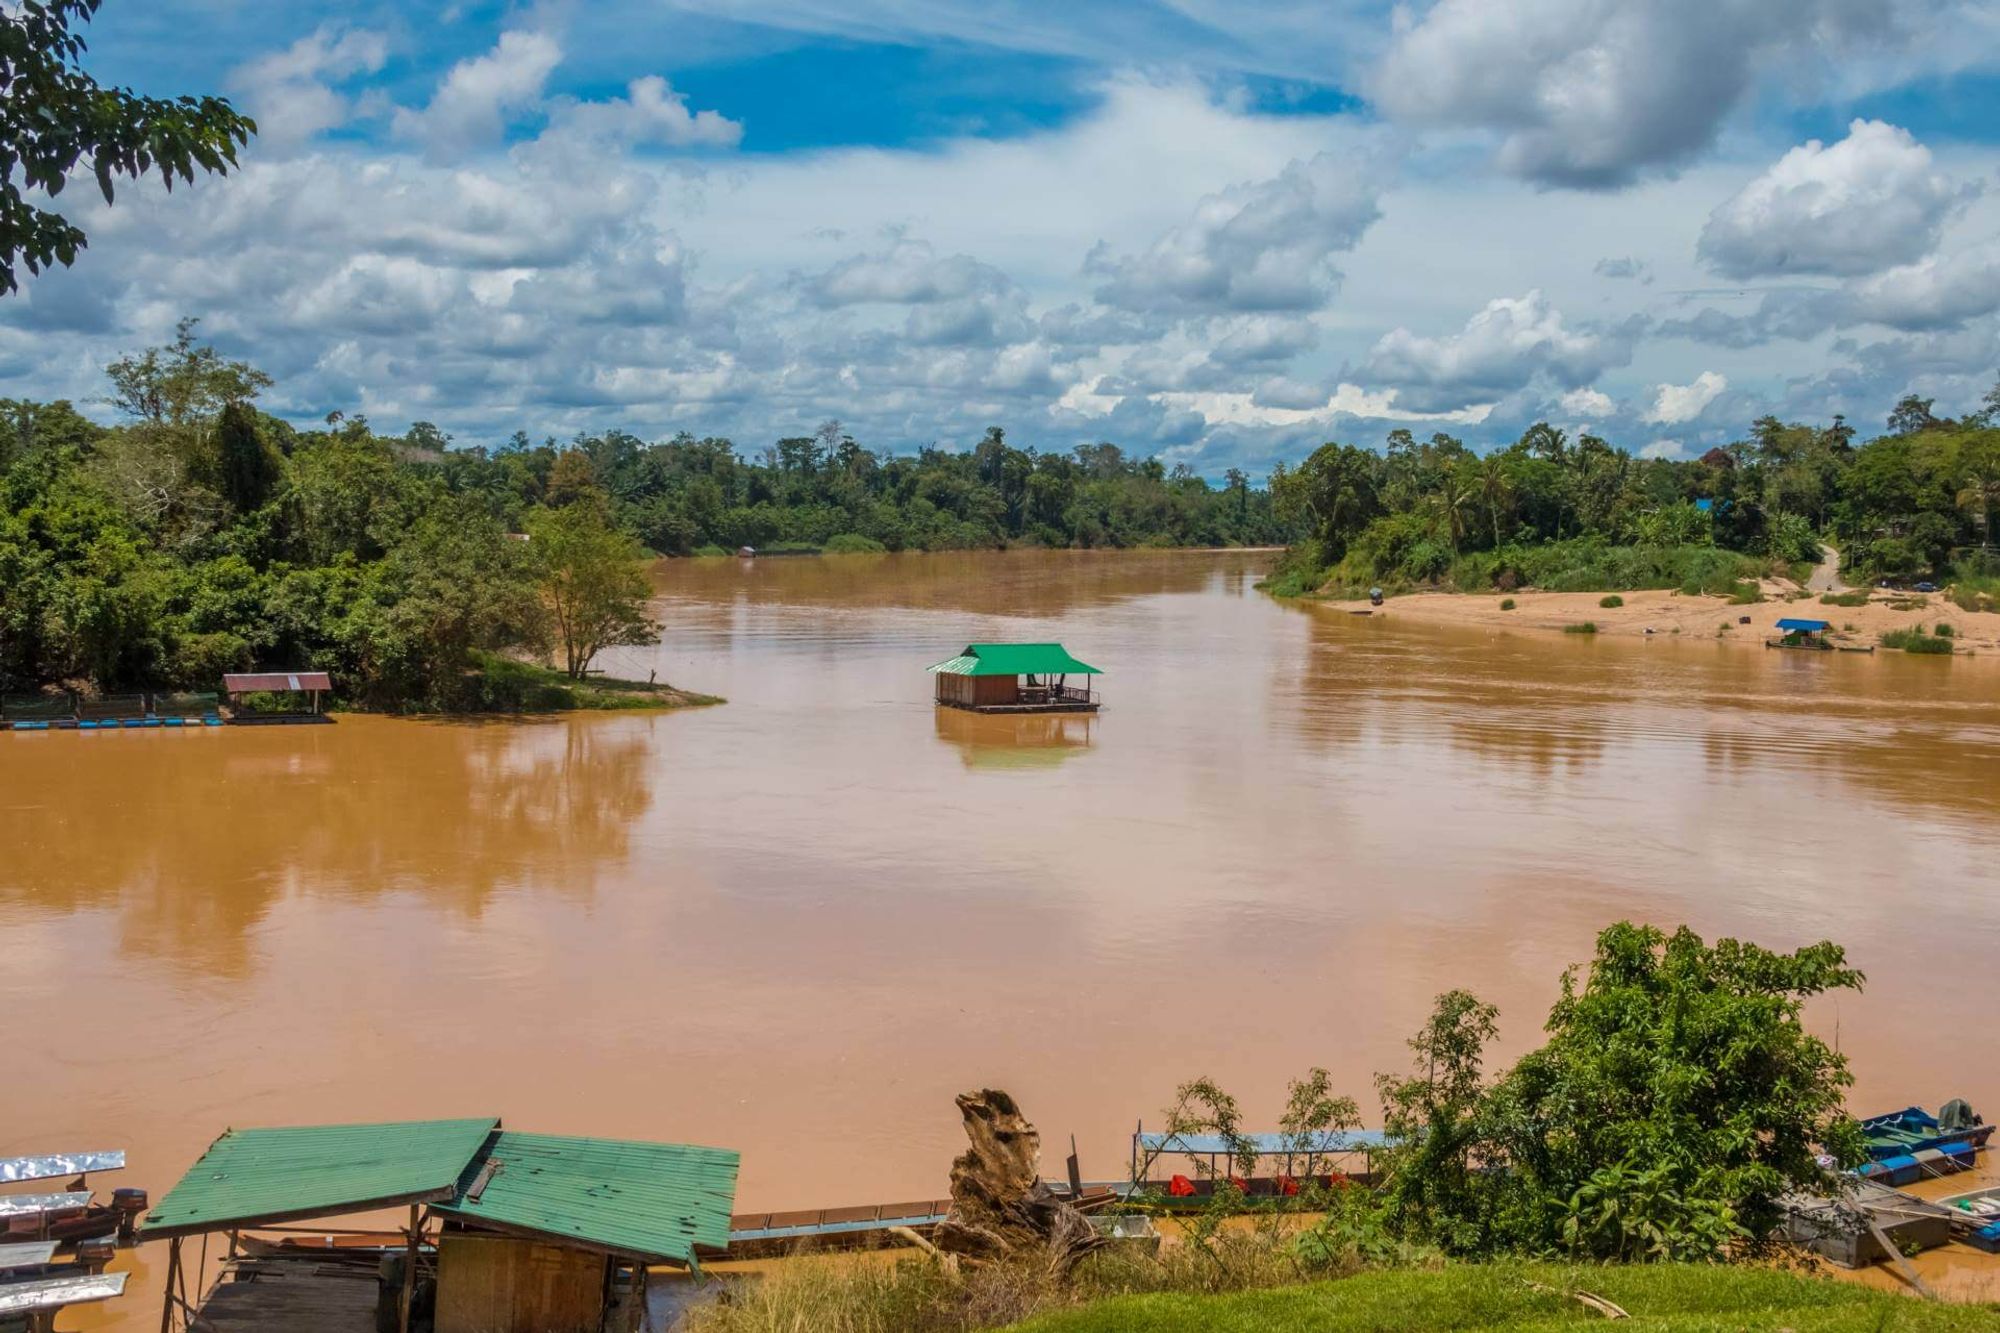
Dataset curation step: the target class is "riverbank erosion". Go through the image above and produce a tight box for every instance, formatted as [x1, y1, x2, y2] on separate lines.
[1314, 585, 2000, 653]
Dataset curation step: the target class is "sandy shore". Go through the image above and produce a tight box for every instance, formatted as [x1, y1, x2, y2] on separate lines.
[1319, 581, 2000, 653]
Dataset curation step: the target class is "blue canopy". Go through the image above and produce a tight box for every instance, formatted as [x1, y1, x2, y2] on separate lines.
[1137, 1130, 1389, 1156]
[1775, 618, 1830, 633]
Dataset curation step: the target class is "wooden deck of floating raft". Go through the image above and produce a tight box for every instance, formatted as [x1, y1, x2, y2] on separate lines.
[189, 1258, 380, 1332]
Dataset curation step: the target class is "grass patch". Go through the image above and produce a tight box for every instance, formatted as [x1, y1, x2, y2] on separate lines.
[1880, 627, 1954, 655]
[1564, 622, 1599, 635]
[1819, 590, 1871, 607]
[1438, 541, 1764, 596]
[1948, 573, 2000, 613]
[1598, 594, 1624, 608]
[824, 532, 889, 554]
[692, 543, 732, 557]
[1726, 580, 1765, 605]
[1005, 1262, 2000, 1333]
[1499, 598, 1516, 611]
[463, 654, 725, 712]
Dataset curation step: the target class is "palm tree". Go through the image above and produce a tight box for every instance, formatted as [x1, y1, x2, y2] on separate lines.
[1428, 462, 1477, 554]
[1476, 454, 1512, 548]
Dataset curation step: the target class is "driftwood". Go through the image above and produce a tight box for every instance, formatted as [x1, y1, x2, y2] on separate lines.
[931, 1090, 1107, 1274]
[1524, 1280, 1629, 1319]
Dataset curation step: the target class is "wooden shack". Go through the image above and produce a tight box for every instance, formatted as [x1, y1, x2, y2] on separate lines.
[928, 643, 1102, 714]
[222, 671, 333, 723]
[140, 1119, 739, 1333]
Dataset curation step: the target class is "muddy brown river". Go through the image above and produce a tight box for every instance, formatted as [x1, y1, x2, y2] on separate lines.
[7, 549, 2000, 1324]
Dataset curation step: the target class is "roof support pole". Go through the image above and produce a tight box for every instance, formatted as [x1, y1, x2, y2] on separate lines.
[158, 1235, 181, 1333]
[399, 1204, 419, 1333]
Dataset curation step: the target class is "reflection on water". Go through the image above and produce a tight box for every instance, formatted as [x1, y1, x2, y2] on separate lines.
[8, 548, 2000, 1330]
[934, 709, 1096, 770]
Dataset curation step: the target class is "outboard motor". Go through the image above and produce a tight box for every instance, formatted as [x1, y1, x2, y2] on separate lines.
[1940, 1099, 1982, 1133]
[112, 1188, 148, 1244]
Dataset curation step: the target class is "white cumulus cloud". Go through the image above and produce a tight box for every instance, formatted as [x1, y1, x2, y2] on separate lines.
[1088, 149, 1386, 314]
[1644, 371, 1727, 424]
[1363, 291, 1628, 411]
[1560, 387, 1616, 417]
[392, 30, 565, 156]
[1372, 0, 1896, 188]
[1698, 120, 1975, 279]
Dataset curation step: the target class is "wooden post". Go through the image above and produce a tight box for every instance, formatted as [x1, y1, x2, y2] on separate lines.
[159, 1236, 181, 1333]
[399, 1204, 419, 1333]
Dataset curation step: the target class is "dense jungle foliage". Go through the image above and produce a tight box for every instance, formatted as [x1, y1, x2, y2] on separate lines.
[1266, 386, 2000, 597]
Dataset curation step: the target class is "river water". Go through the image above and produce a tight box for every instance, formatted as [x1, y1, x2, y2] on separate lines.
[7, 548, 2000, 1325]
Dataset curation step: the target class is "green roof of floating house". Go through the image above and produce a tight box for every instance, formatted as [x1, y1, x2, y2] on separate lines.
[140, 1118, 500, 1239]
[140, 1119, 741, 1268]
[432, 1131, 739, 1265]
[927, 643, 1101, 677]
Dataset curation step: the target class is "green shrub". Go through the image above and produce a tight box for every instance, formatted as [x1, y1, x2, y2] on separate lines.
[1598, 594, 1623, 608]
[692, 544, 730, 557]
[1881, 628, 1953, 654]
[1935, 622, 1955, 638]
[823, 532, 888, 554]
[1725, 580, 1764, 604]
[1498, 598, 1515, 611]
[1819, 590, 1869, 606]
[1564, 622, 1598, 634]
[1257, 549, 1328, 599]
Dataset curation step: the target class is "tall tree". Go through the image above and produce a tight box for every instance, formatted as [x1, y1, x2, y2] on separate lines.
[527, 501, 661, 679]
[0, 1, 256, 293]
[214, 400, 279, 512]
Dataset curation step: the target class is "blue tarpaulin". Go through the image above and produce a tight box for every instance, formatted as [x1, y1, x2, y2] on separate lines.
[1775, 618, 1830, 632]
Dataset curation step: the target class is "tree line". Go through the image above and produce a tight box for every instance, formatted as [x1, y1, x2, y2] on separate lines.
[0, 324, 1286, 709]
[1269, 385, 2000, 597]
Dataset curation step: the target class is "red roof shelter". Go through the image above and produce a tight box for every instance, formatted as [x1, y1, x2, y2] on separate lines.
[222, 673, 331, 719]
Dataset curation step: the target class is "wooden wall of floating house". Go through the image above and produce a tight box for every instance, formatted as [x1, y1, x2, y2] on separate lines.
[433, 1234, 607, 1333]
[972, 675, 1018, 705]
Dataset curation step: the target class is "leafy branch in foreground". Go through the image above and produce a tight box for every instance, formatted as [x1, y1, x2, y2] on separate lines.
[0, 1, 256, 293]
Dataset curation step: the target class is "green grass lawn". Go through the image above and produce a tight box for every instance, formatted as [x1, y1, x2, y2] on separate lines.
[1005, 1263, 2000, 1332]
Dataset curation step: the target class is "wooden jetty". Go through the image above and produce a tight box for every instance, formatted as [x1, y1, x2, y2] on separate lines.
[928, 643, 1102, 714]
[1782, 1179, 1957, 1270]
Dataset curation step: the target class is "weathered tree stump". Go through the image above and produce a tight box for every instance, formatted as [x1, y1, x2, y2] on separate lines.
[932, 1089, 1106, 1273]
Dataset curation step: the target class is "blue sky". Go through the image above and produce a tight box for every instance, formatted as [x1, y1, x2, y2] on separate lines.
[6, 0, 2000, 475]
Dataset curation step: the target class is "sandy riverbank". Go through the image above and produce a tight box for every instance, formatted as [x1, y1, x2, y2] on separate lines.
[1318, 582, 2000, 653]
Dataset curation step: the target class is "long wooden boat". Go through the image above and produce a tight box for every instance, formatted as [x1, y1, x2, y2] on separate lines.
[1859, 1106, 1993, 1159]
[0, 1150, 145, 1248]
[1937, 1185, 2000, 1252]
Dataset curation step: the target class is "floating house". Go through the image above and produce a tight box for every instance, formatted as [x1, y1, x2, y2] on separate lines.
[141, 1118, 737, 1333]
[928, 643, 1102, 714]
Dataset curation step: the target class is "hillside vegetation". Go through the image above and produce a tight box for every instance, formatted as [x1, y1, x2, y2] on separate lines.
[1265, 387, 2000, 597]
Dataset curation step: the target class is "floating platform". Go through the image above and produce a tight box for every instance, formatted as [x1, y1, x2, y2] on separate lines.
[936, 698, 1100, 715]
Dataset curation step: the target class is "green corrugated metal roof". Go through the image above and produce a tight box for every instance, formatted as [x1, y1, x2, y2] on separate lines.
[432, 1132, 739, 1266]
[927, 643, 1101, 676]
[140, 1119, 499, 1239]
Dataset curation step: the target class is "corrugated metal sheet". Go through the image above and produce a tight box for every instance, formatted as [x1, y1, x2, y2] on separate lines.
[927, 643, 1101, 677]
[0, 1271, 126, 1314]
[140, 1118, 498, 1239]
[433, 1132, 738, 1266]
[0, 1193, 90, 1219]
[0, 1241, 58, 1269]
[0, 1151, 125, 1185]
[222, 672, 332, 694]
